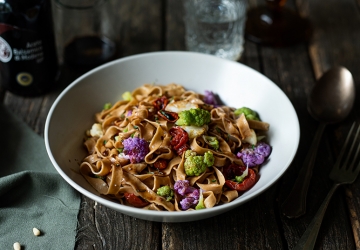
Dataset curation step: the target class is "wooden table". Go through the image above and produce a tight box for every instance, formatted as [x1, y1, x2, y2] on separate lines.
[2, 0, 360, 249]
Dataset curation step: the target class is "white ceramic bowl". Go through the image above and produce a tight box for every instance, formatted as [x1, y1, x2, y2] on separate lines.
[45, 51, 300, 222]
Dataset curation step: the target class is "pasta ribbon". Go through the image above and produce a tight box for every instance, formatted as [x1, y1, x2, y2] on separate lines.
[79, 83, 270, 211]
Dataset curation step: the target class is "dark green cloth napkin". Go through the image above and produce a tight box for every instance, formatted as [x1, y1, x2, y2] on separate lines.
[0, 105, 80, 249]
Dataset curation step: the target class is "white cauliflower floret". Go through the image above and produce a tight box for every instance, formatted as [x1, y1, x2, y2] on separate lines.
[180, 125, 208, 139]
[243, 129, 257, 145]
[165, 100, 198, 113]
[89, 123, 103, 137]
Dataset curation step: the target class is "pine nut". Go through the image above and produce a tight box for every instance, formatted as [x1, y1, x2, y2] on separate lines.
[13, 242, 21, 250]
[33, 227, 41, 236]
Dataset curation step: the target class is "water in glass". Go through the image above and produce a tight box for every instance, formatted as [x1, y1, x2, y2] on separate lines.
[184, 0, 247, 61]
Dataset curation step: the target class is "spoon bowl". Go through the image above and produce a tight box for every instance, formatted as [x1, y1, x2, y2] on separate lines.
[282, 66, 355, 218]
[308, 66, 355, 123]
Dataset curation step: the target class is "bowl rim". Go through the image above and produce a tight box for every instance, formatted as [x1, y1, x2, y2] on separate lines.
[44, 51, 300, 221]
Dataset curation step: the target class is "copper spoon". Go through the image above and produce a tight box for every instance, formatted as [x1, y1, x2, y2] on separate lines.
[281, 66, 355, 218]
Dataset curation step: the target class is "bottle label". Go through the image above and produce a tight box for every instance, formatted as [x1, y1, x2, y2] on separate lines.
[0, 36, 12, 63]
[13, 40, 44, 63]
[0, 24, 44, 64]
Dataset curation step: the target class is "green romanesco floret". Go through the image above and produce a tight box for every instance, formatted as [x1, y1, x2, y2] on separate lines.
[103, 102, 112, 110]
[195, 190, 206, 210]
[176, 108, 211, 127]
[234, 107, 260, 121]
[184, 150, 214, 176]
[203, 135, 219, 150]
[156, 185, 174, 201]
[234, 166, 249, 183]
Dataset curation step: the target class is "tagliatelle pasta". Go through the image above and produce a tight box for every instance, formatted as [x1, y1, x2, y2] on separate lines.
[80, 83, 271, 211]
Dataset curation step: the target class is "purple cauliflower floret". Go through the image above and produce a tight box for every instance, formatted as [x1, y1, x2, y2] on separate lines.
[174, 180, 200, 210]
[255, 142, 272, 157]
[203, 90, 218, 106]
[238, 149, 264, 167]
[237, 142, 271, 167]
[123, 137, 149, 163]
[180, 196, 200, 210]
[174, 180, 195, 196]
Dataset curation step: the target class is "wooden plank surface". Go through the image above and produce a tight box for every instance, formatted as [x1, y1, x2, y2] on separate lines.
[1, 0, 360, 249]
[276, 0, 360, 249]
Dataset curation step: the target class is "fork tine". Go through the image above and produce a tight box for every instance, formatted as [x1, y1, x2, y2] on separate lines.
[351, 146, 360, 176]
[349, 123, 360, 174]
[333, 122, 357, 169]
[343, 122, 360, 169]
[294, 121, 360, 250]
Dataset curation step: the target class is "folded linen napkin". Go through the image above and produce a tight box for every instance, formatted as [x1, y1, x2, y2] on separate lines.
[0, 104, 80, 249]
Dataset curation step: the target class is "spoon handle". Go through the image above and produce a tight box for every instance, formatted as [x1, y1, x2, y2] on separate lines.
[281, 122, 327, 218]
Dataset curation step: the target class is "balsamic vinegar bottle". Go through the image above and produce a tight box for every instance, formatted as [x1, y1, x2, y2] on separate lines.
[0, 0, 59, 96]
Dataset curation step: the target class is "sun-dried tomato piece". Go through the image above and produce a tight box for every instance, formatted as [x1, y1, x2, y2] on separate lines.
[153, 96, 169, 111]
[225, 169, 257, 191]
[223, 164, 246, 180]
[124, 193, 149, 207]
[154, 159, 168, 170]
[158, 110, 179, 122]
[169, 127, 189, 155]
[176, 143, 190, 156]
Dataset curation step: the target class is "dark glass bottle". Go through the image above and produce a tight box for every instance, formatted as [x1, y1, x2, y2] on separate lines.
[0, 0, 59, 96]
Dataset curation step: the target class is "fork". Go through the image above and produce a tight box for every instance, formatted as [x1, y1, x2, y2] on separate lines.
[293, 121, 360, 250]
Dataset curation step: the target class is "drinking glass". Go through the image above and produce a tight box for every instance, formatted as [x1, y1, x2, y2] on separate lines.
[183, 0, 248, 61]
[53, 0, 117, 69]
